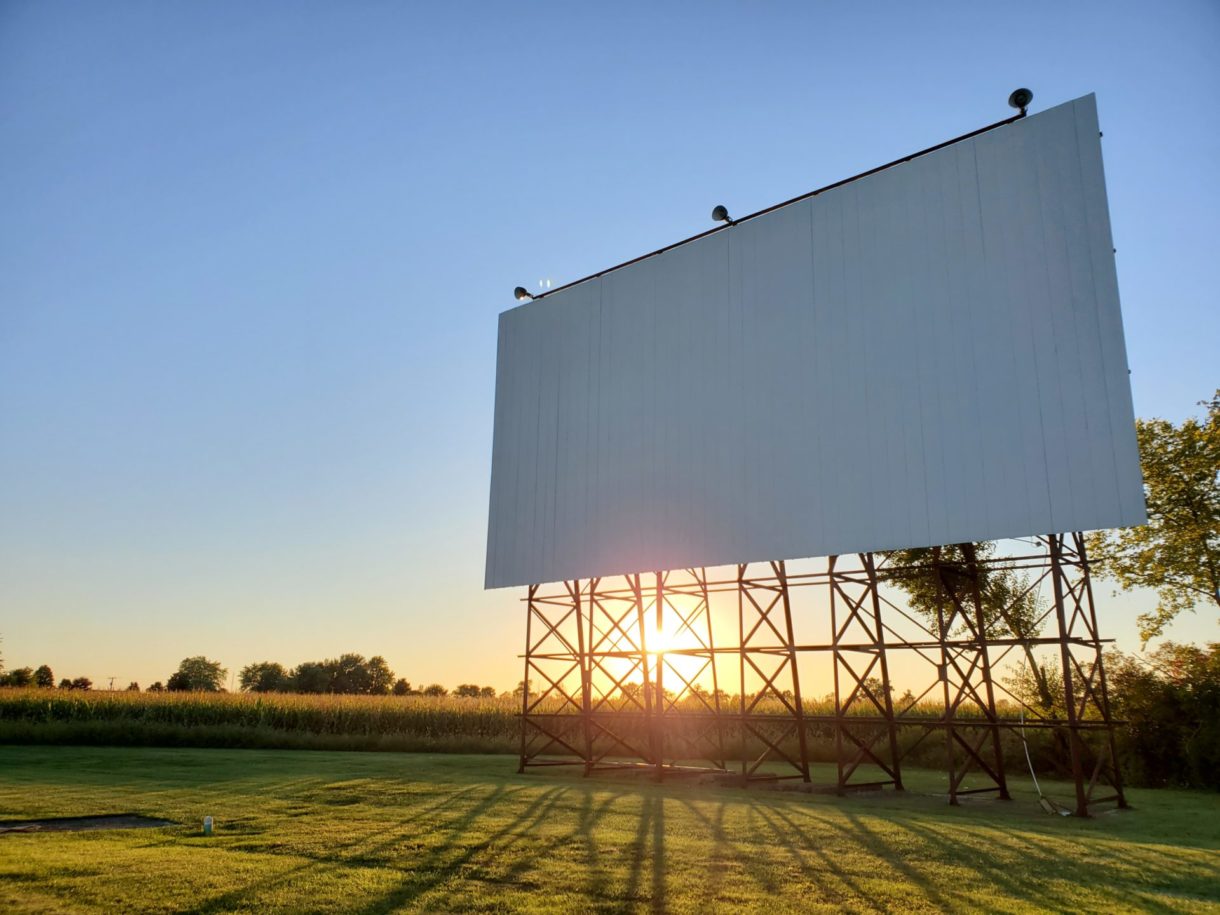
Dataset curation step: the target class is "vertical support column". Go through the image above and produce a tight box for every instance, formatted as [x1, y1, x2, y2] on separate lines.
[776, 561, 811, 783]
[1048, 533, 1128, 816]
[864, 552, 904, 792]
[1049, 533, 1088, 816]
[633, 573, 659, 771]
[737, 564, 748, 781]
[700, 568, 728, 770]
[829, 555, 846, 784]
[518, 584, 536, 774]
[961, 544, 1010, 801]
[931, 546, 959, 804]
[571, 579, 593, 775]
[1074, 533, 1128, 810]
[654, 571, 666, 780]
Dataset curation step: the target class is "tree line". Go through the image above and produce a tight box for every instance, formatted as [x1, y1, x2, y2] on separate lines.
[239, 653, 499, 697]
[0, 664, 99, 691]
[0, 653, 502, 699]
[154, 654, 501, 698]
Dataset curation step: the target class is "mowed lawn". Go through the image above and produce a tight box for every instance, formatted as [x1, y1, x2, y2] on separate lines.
[1, 747, 1217, 913]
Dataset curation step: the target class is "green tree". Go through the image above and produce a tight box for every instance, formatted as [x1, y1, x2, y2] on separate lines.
[329, 654, 372, 694]
[147, 681, 165, 692]
[2, 667, 34, 687]
[289, 662, 331, 694]
[453, 683, 481, 698]
[391, 678, 413, 696]
[365, 656, 395, 695]
[479, 686, 497, 698]
[167, 656, 226, 692]
[421, 683, 447, 697]
[1106, 642, 1220, 788]
[279, 655, 394, 695]
[240, 661, 289, 693]
[1087, 392, 1220, 643]
[126, 681, 140, 691]
[34, 665, 54, 688]
[70, 676, 92, 691]
[58, 677, 73, 689]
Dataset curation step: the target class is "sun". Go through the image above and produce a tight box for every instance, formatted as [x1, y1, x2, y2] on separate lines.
[642, 613, 674, 655]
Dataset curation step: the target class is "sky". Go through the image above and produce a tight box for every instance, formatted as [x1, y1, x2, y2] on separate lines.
[1, 1, 1217, 692]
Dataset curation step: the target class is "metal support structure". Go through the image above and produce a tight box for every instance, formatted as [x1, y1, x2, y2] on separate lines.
[586, 574, 656, 768]
[1047, 533, 1128, 815]
[647, 568, 726, 771]
[828, 553, 904, 792]
[926, 543, 1011, 804]
[521, 571, 728, 776]
[516, 535, 1125, 815]
[518, 580, 588, 770]
[737, 561, 809, 782]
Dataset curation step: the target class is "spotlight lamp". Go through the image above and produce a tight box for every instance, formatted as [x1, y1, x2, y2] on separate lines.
[513, 286, 534, 302]
[1008, 87, 1033, 114]
[711, 204, 732, 225]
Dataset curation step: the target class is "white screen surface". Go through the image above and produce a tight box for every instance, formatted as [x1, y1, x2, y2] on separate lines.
[485, 95, 1145, 589]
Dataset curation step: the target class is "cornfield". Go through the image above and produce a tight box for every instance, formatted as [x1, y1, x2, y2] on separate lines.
[0, 688, 522, 753]
[0, 687, 1069, 775]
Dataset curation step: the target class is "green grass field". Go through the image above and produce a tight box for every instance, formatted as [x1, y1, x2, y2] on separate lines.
[1, 746, 1217, 913]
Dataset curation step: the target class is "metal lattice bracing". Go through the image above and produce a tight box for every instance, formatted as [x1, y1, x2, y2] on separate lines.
[923, 545, 1010, 803]
[648, 569, 726, 771]
[521, 571, 729, 777]
[582, 575, 655, 769]
[1047, 533, 1128, 815]
[518, 582, 588, 770]
[516, 535, 1127, 816]
[736, 562, 809, 782]
[826, 553, 903, 792]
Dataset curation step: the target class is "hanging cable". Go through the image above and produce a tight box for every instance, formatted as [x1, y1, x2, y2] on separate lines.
[1017, 663, 1072, 816]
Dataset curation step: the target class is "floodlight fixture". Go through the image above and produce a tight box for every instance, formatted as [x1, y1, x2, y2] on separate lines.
[514, 286, 533, 302]
[712, 204, 732, 225]
[1008, 87, 1033, 114]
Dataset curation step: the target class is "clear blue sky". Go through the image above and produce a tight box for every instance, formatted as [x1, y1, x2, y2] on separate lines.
[1, 1, 1216, 690]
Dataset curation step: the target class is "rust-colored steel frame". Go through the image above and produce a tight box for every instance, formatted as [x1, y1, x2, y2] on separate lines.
[736, 561, 810, 782]
[519, 570, 731, 776]
[517, 534, 1126, 815]
[1047, 532, 1128, 815]
[826, 553, 904, 792]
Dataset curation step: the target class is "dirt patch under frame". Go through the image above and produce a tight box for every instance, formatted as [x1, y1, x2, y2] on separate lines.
[0, 814, 176, 835]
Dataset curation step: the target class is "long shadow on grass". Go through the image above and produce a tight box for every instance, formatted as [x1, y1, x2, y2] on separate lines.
[872, 808, 1212, 913]
[674, 792, 911, 909]
[879, 812, 1055, 907]
[176, 767, 1220, 914]
[619, 791, 665, 913]
[353, 778, 669, 914]
[177, 783, 517, 914]
[349, 784, 579, 913]
[751, 800, 876, 905]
